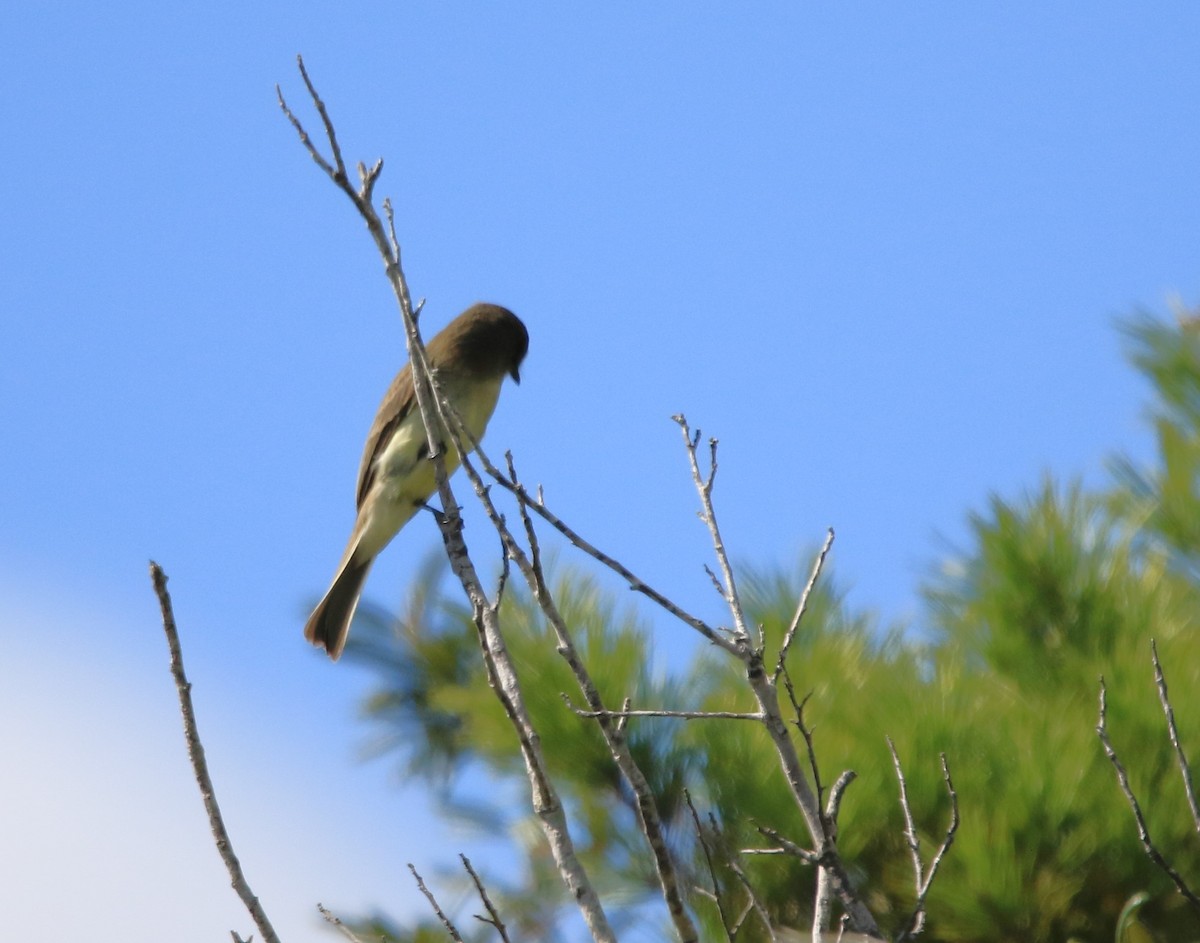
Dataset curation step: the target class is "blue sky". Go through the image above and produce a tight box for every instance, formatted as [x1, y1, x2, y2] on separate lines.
[2, 4, 1198, 941]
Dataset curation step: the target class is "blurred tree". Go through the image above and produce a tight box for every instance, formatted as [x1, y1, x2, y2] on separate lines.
[346, 314, 1200, 942]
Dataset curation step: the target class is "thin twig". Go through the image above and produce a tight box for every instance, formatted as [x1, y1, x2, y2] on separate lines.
[460, 855, 511, 943]
[727, 855, 778, 941]
[915, 758, 958, 917]
[774, 529, 835, 681]
[317, 903, 368, 943]
[1098, 677, 1200, 911]
[486, 452, 736, 654]
[826, 770, 857, 834]
[781, 672, 826, 832]
[562, 695, 763, 722]
[893, 749, 959, 940]
[398, 357, 690, 940]
[294, 56, 347, 180]
[436, 422, 729, 653]
[686, 791, 732, 940]
[730, 897, 757, 938]
[747, 825, 817, 863]
[704, 563, 728, 601]
[615, 695, 632, 735]
[887, 737, 924, 897]
[408, 864, 464, 942]
[672, 417, 880, 937]
[149, 563, 281, 943]
[505, 455, 699, 942]
[1151, 639, 1200, 834]
[674, 416, 754, 648]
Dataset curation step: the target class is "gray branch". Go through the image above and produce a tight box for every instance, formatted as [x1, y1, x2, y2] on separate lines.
[774, 530, 835, 681]
[889, 741, 959, 940]
[674, 415, 882, 940]
[408, 864, 464, 942]
[149, 563, 281, 943]
[1150, 640, 1200, 835]
[1098, 674, 1200, 912]
[279, 56, 615, 942]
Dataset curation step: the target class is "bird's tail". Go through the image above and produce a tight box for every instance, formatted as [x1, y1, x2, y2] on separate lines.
[304, 554, 373, 661]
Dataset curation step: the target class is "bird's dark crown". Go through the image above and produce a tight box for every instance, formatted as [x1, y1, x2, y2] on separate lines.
[432, 302, 528, 382]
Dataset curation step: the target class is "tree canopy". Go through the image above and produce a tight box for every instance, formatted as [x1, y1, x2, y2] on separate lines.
[348, 313, 1200, 943]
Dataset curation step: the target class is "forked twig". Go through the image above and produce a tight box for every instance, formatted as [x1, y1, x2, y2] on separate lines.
[780, 672, 827, 828]
[1098, 676, 1200, 912]
[727, 852, 777, 941]
[685, 791, 733, 940]
[672, 413, 882, 939]
[460, 855, 512, 943]
[674, 417, 755, 648]
[888, 739, 959, 940]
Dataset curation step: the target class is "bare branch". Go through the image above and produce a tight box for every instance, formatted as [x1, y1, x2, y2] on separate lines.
[460, 855, 511, 943]
[408, 863, 464, 942]
[747, 825, 817, 863]
[731, 897, 758, 938]
[562, 695, 763, 722]
[421, 403, 731, 654]
[281, 59, 616, 941]
[1151, 639, 1200, 834]
[486, 451, 737, 653]
[774, 529, 835, 681]
[810, 766, 860, 940]
[887, 737, 924, 899]
[914, 757, 959, 920]
[812, 862, 834, 943]
[317, 903, 368, 943]
[492, 526, 512, 611]
[281, 56, 885, 943]
[503, 454, 700, 942]
[294, 55, 347, 179]
[781, 672, 826, 833]
[275, 82, 339, 182]
[148, 562, 281, 943]
[1098, 676, 1200, 911]
[671, 417, 880, 937]
[826, 770, 857, 833]
[615, 695, 632, 735]
[685, 791, 733, 940]
[889, 743, 958, 941]
[728, 854, 778, 942]
[675, 415, 754, 647]
[436, 509, 617, 939]
[704, 562, 728, 601]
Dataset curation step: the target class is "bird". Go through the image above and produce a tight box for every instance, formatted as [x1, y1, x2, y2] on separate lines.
[305, 302, 528, 660]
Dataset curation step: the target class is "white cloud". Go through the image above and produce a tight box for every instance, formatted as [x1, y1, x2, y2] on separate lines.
[0, 581, 456, 942]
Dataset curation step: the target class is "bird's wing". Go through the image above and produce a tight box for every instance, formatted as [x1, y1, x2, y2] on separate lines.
[355, 364, 417, 509]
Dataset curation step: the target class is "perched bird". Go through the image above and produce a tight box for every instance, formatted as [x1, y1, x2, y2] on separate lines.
[305, 302, 528, 660]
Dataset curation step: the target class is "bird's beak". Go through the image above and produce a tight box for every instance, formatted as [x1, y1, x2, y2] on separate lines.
[510, 366, 521, 384]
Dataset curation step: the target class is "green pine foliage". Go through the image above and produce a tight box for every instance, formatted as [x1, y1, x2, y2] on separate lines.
[347, 314, 1200, 942]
